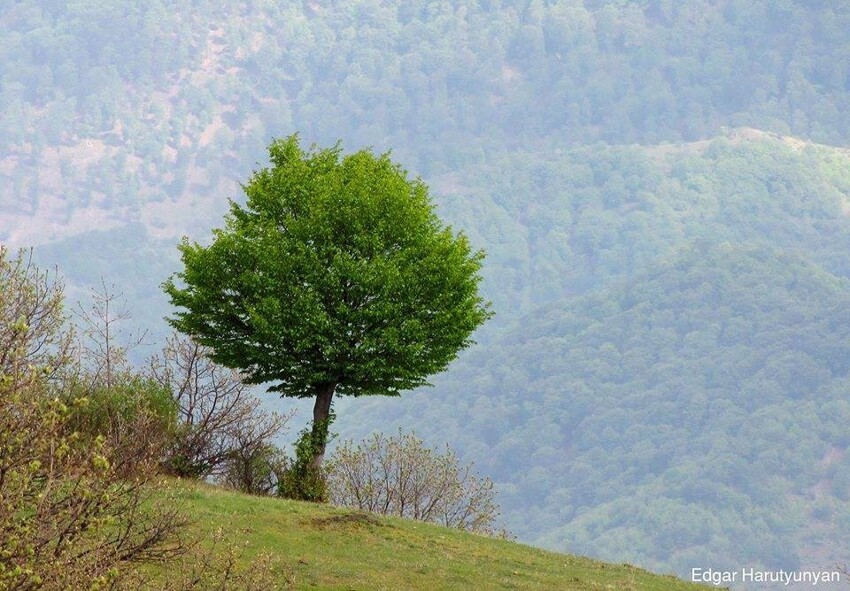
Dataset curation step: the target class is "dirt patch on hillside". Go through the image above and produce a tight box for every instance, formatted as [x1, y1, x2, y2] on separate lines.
[308, 512, 385, 529]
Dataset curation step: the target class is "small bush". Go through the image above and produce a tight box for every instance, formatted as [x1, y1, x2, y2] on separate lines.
[277, 422, 331, 503]
[220, 443, 288, 496]
[63, 376, 178, 475]
[326, 430, 504, 535]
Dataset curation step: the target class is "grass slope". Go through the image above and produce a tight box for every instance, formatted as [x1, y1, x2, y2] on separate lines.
[167, 481, 712, 591]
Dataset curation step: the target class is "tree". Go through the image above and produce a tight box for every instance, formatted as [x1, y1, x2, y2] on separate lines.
[164, 135, 491, 470]
[75, 279, 147, 389]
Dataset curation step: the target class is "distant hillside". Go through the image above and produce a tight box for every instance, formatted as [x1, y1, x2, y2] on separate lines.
[434, 134, 850, 315]
[342, 244, 850, 578]
[4, 0, 850, 245]
[166, 480, 713, 591]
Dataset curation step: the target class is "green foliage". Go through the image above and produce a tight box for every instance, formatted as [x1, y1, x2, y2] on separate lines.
[0, 363, 186, 590]
[64, 376, 177, 441]
[0, 247, 71, 379]
[277, 419, 332, 503]
[165, 135, 490, 470]
[165, 135, 490, 399]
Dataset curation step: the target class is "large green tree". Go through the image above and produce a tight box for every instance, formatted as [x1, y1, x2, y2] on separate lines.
[164, 136, 491, 467]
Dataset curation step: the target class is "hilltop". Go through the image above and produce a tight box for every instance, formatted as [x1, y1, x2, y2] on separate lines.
[164, 480, 713, 591]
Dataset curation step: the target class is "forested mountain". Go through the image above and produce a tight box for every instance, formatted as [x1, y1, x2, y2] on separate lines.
[341, 138, 850, 577]
[3, 0, 850, 245]
[434, 134, 850, 314]
[359, 243, 850, 574]
[4, 0, 850, 585]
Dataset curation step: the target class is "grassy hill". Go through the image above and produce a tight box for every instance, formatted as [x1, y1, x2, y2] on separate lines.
[164, 481, 712, 591]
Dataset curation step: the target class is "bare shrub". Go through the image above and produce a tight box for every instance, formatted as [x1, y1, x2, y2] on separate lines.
[219, 441, 288, 496]
[65, 281, 177, 478]
[326, 430, 504, 535]
[74, 279, 147, 389]
[73, 284, 289, 489]
[149, 334, 290, 484]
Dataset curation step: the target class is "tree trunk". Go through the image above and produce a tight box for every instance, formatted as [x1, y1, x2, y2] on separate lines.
[309, 382, 337, 469]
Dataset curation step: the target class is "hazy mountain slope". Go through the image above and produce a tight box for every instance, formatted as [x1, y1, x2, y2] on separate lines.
[34, 133, 850, 340]
[333, 137, 850, 579]
[433, 135, 850, 315]
[34, 224, 177, 349]
[4, 0, 850, 245]
[342, 245, 850, 577]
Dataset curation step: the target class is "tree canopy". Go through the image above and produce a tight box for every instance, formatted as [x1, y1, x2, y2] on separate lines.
[164, 136, 491, 467]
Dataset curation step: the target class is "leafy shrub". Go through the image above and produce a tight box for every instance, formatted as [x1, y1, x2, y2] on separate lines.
[277, 423, 331, 503]
[0, 368, 187, 591]
[62, 376, 178, 475]
[0, 247, 71, 384]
